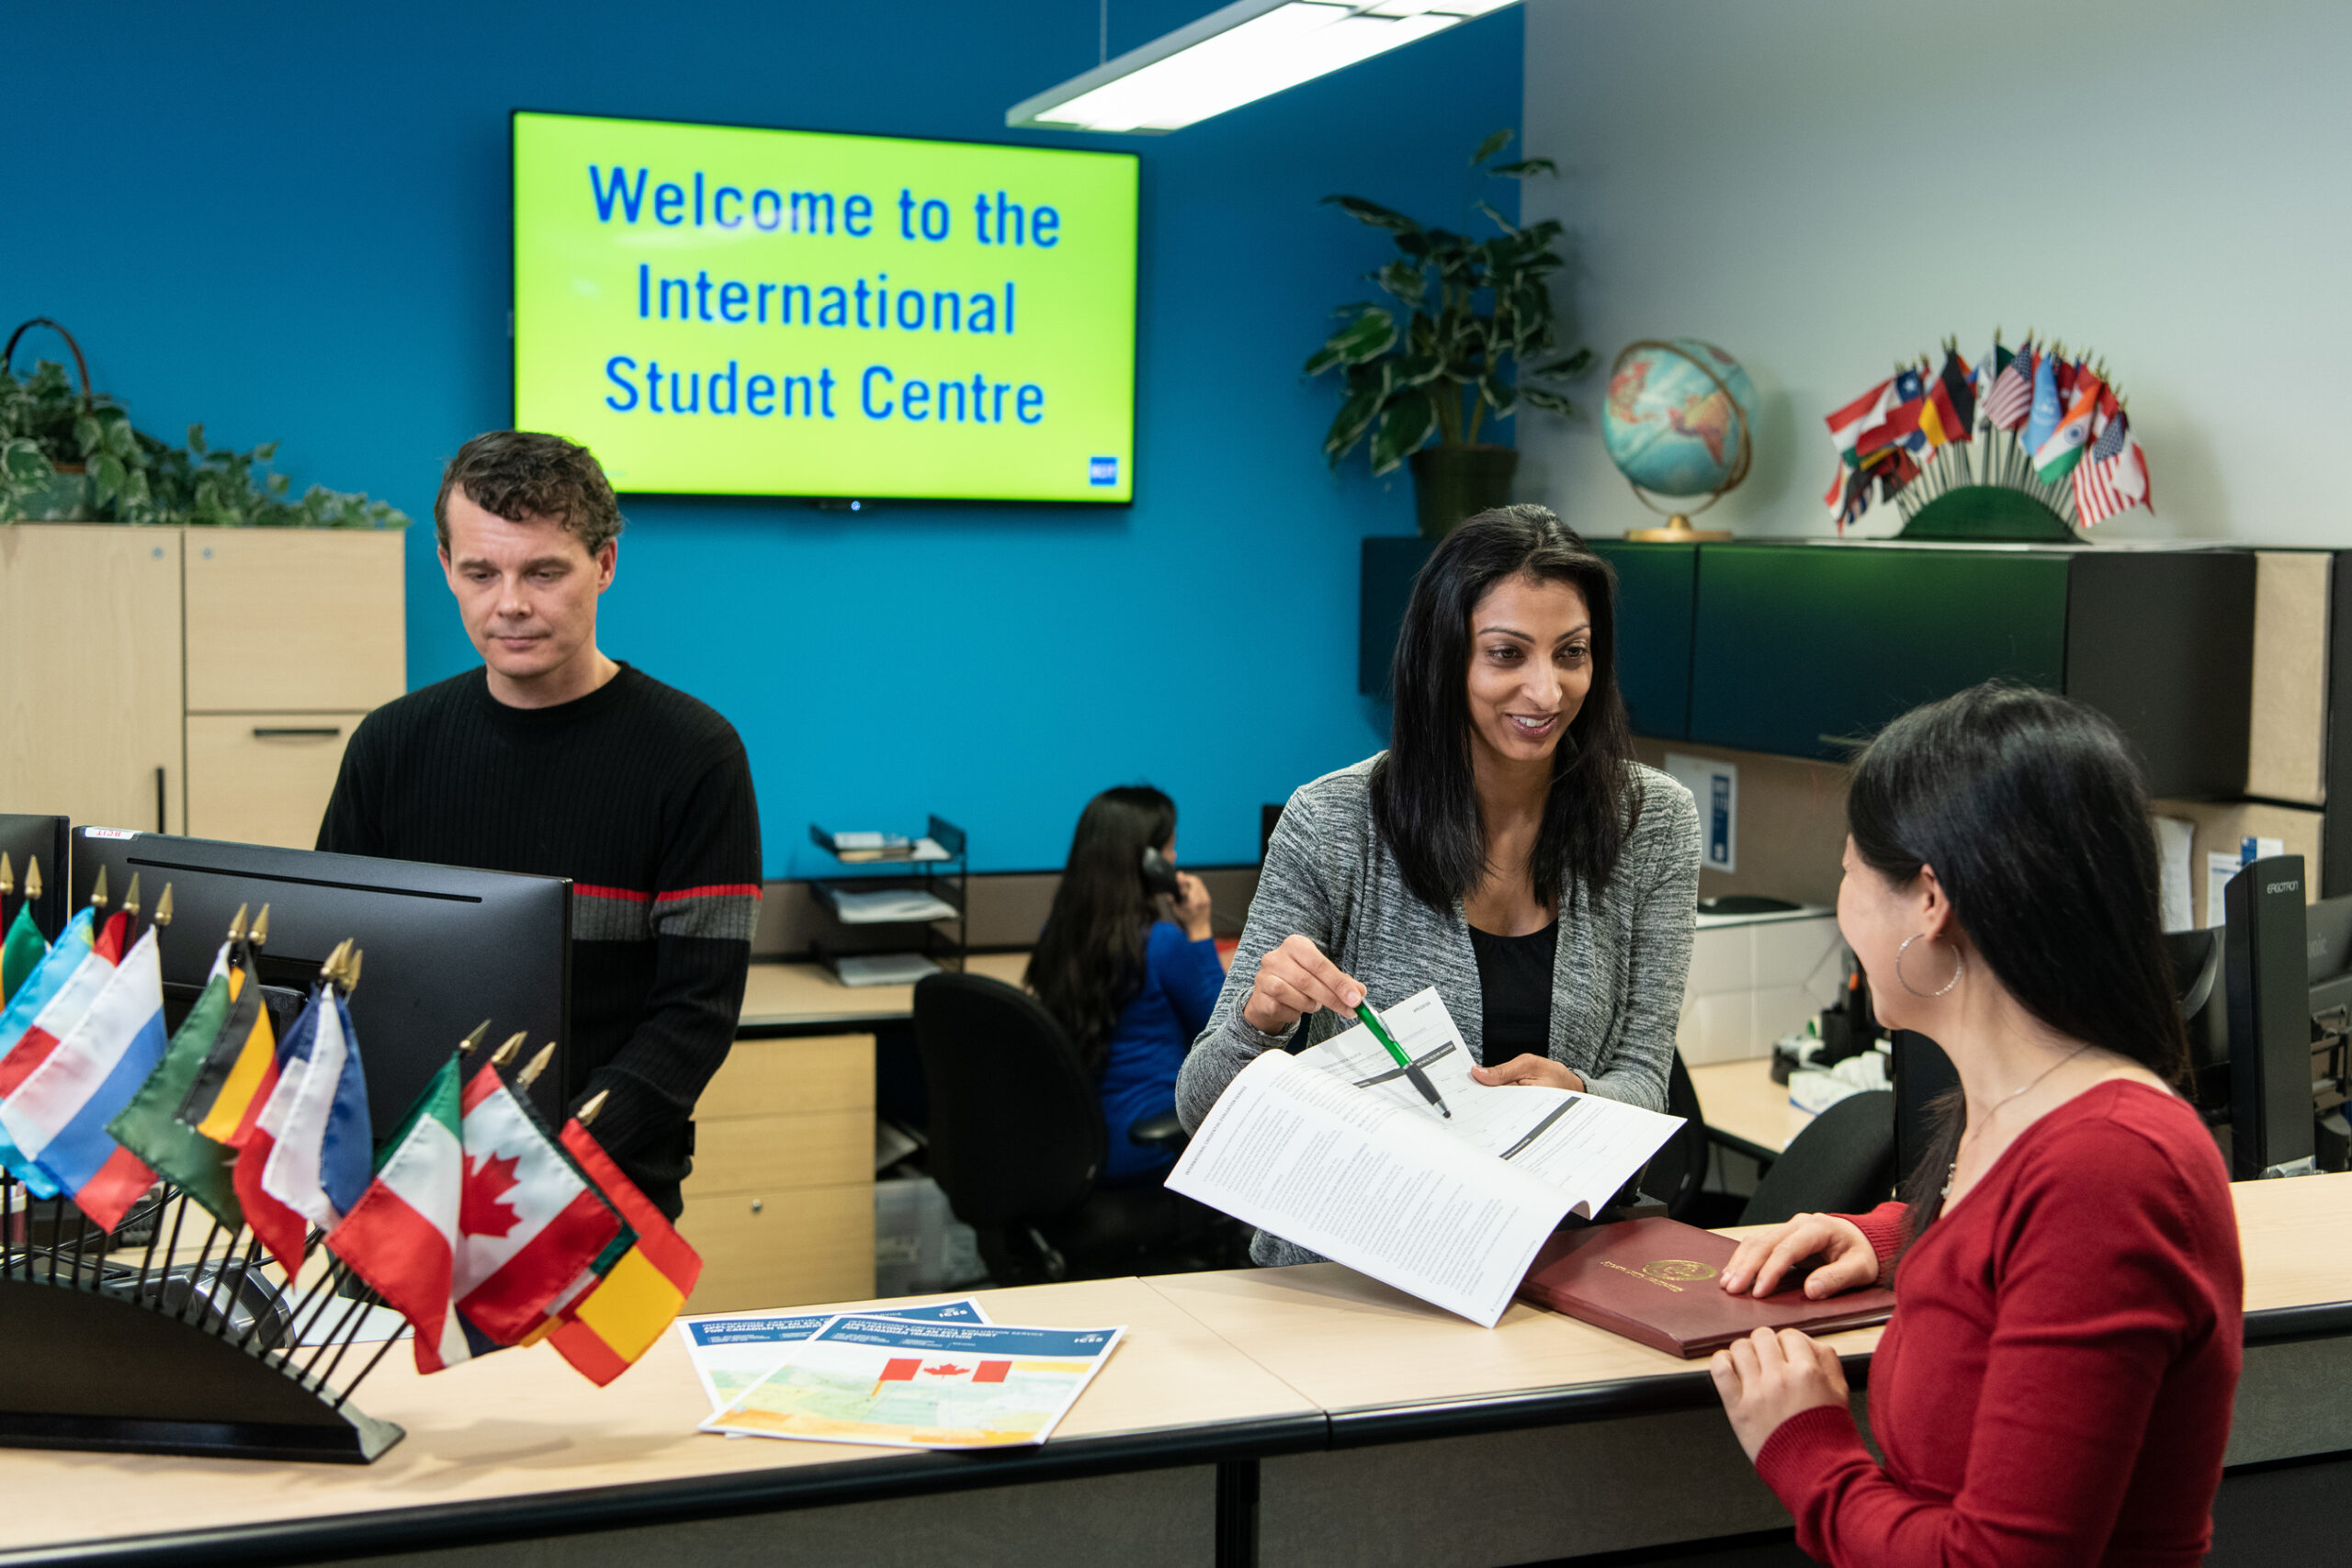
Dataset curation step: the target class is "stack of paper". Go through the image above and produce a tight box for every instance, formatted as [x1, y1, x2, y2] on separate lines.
[681, 1297, 991, 1416]
[824, 887, 960, 924]
[832, 953, 940, 987]
[821, 831, 956, 864]
[691, 1303, 1125, 1450]
[1170, 987, 1685, 1325]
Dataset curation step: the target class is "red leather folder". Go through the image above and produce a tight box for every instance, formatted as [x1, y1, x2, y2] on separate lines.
[1515, 1217, 1897, 1359]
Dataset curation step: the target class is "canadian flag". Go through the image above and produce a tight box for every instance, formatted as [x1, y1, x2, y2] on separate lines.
[874, 1357, 1012, 1392]
[452, 1062, 624, 1343]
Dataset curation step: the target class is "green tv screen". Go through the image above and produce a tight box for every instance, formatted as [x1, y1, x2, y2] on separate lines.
[512, 111, 1137, 502]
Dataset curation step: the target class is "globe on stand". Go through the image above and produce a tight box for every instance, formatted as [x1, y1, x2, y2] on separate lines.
[1600, 339, 1757, 542]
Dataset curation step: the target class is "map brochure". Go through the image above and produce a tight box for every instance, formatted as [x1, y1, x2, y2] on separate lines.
[678, 1297, 991, 1416]
[1169, 987, 1685, 1325]
[703, 1313, 1125, 1450]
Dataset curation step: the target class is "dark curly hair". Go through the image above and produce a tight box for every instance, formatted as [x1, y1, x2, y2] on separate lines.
[434, 431, 625, 556]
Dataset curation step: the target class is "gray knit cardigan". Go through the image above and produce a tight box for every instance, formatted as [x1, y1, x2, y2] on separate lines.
[1174, 754, 1701, 1266]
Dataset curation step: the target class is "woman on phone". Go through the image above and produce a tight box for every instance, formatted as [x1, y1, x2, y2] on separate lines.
[1028, 785, 1226, 1186]
[1175, 505, 1701, 1264]
[1709, 683, 2241, 1566]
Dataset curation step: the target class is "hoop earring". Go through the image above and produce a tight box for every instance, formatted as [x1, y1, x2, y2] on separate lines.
[1895, 932, 1963, 998]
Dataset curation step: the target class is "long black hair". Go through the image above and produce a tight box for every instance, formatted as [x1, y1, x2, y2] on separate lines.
[1369, 504, 1642, 913]
[1850, 683, 2192, 1245]
[1026, 785, 1178, 1071]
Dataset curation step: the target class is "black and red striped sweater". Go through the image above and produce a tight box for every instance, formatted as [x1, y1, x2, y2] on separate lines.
[318, 663, 761, 1214]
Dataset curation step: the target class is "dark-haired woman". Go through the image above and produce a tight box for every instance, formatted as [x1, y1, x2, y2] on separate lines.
[1708, 682, 2241, 1567]
[1028, 786, 1227, 1186]
[1174, 505, 1701, 1265]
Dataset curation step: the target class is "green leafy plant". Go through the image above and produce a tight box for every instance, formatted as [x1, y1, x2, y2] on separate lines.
[0, 355, 407, 528]
[1308, 130, 1594, 475]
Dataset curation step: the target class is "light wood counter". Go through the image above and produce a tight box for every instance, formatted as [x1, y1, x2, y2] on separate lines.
[739, 952, 1031, 1032]
[2234, 1169, 2352, 1313]
[6, 1175, 2350, 1567]
[1145, 1259, 1882, 1422]
[1687, 1056, 1815, 1160]
[0, 1275, 1317, 1562]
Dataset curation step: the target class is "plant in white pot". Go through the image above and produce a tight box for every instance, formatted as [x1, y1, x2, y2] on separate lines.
[1307, 130, 1591, 538]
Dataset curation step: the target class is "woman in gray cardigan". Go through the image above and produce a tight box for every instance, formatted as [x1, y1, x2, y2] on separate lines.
[1175, 506, 1701, 1267]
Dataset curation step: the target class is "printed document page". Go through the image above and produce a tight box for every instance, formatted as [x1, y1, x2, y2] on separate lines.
[705, 1314, 1124, 1449]
[1297, 987, 1687, 1219]
[678, 1297, 992, 1416]
[1168, 1047, 1571, 1325]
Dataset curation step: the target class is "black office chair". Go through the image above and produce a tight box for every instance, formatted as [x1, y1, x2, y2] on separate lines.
[1639, 1051, 1713, 1224]
[1739, 1089, 1897, 1227]
[911, 971, 1229, 1285]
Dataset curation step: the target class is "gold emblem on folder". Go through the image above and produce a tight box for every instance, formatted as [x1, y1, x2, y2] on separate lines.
[1643, 1259, 1717, 1283]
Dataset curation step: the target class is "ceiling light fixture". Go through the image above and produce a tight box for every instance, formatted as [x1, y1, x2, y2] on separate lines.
[1007, 0, 1521, 136]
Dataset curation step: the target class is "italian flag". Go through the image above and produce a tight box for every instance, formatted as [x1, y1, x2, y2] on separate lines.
[453, 1062, 623, 1344]
[326, 1055, 472, 1374]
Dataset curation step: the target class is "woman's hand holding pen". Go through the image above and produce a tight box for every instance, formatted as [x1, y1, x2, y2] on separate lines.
[1242, 934, 1364, 1033]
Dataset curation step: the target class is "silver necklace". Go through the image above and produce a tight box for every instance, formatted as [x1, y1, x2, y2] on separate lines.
[1940, 1043, 2095, 1199]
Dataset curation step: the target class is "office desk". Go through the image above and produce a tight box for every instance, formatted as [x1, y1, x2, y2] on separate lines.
[0, 1276, 1321, 1568]
[1145, 1261, 1877, 1565]
[10, 1178, 2352, 1568]
[738, 953, 1032, 1035]
[1687, 1056, 1812, 1160]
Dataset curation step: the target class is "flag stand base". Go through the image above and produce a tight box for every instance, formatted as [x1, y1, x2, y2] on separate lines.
[0, 1275, 403, 1463]
[1900, 485, 2079, 543]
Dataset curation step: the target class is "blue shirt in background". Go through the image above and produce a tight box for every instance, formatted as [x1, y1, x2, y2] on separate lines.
[1097, 921, 1227, 1185]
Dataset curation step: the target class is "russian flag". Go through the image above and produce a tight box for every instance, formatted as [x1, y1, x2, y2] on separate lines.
[0, 928, 167, 1230]
[0, 910, 106, 1198]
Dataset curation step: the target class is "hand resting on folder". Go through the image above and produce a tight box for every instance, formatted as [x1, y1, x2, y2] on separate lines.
[1719, 1213, 1881, 1300]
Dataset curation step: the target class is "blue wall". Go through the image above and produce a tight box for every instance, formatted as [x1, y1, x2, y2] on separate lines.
[11, 1, 1522, 874]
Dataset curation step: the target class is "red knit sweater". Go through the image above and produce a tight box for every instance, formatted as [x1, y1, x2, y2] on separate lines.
[1753, 1080, 2242, 1567]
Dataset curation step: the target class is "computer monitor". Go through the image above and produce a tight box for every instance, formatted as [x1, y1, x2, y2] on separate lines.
[69, 830, 571, 1136]
[0, 814, 71, 942]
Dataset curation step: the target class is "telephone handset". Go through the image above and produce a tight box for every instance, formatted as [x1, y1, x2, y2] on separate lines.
[1140, 846, 1182, 899]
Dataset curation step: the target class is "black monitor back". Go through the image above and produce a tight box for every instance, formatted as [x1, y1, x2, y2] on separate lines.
[70, 830, 571, 1137]
[0, 814, 71, 942]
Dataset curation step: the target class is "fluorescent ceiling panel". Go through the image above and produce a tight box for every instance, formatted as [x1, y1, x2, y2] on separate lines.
[1008, 0, 1521, 135]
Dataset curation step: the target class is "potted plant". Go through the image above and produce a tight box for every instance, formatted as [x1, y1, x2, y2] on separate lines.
[1307, 131, 1592, 538]
[1, 319, 407, 528]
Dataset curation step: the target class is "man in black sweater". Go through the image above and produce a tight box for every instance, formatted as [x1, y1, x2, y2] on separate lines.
[319, 431, 761, 1218]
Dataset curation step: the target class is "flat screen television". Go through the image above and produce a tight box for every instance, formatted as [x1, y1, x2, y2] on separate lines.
[511, 109, 1139, 504]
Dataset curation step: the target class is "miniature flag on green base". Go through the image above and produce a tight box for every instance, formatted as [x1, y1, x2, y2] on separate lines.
[0, 902, 46, 1006]
[107, 943, 242, 1227]
[327, 1055, 472, 1373]
[539, 1112, 703, 1385]
[454, 1061, 624, 1344]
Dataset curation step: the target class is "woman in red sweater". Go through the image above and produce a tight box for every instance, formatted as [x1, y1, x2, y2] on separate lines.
[1708, 683, 2242, 1566]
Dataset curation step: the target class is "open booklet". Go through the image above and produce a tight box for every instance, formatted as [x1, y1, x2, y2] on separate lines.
[1168, 987, 1686, 1325]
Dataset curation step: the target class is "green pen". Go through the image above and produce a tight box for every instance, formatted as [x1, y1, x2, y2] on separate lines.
[1354, 998, 1452, 1119]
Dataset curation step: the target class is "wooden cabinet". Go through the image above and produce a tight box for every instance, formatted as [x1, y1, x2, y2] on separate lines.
[183, 716, 360, 850]
[0, 525, 186, 832]
[678, 1032, 876, 1312]
[0, 524, 405, 846]
[184, 529, 404, 711]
